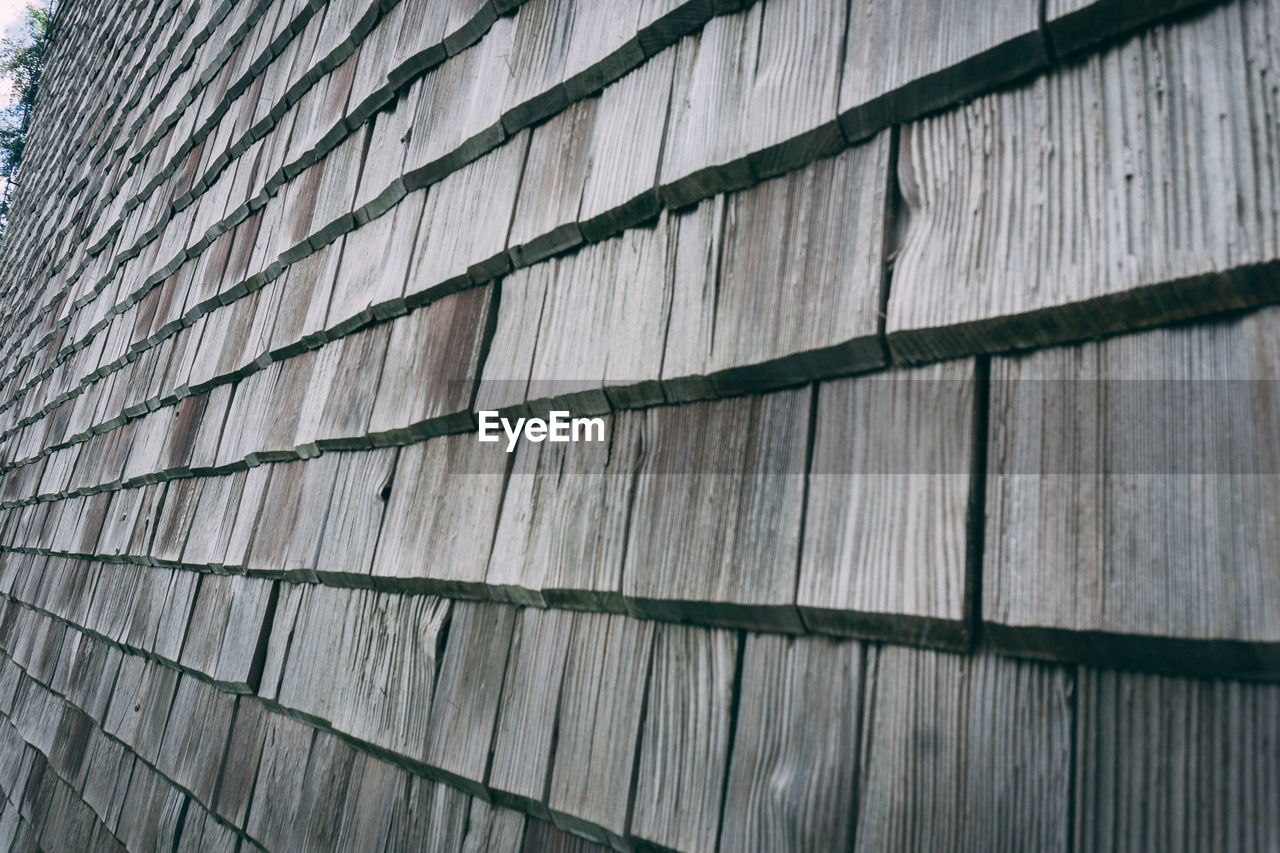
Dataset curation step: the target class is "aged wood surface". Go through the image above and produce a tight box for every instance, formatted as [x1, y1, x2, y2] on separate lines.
[1075, 667, 1280, 852]
[840, 0, 1047, 142]
[720, 633, 861, 852]
[631, 623, 736, 853]
[855, 647, 1073, 851]
[798, 359, 979, 647]
[621, 389, 810, 630]
[984, 308, 1280, 674]
[888, 0, 1280, 363]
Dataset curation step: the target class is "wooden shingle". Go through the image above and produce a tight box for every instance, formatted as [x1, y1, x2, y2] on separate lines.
[887, 0, 1280, 363]
[799, 359, 980, 647]
[984, 308, 1280, 674]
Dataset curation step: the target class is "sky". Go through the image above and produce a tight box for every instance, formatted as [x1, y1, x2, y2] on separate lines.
[0, 0, 33, 107]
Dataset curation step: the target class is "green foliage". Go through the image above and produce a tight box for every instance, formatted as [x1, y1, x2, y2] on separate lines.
[0, 2, 52, 230]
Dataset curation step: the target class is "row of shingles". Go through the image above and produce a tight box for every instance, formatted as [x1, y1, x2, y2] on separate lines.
[0, 0, 394, 450]
[0, 0, 747, 484]
[0, 0, 271, 400]
[0, 0, 1187, 466]
[982, 304, 1280, 676]
[2, 0, 1269, 650]
[0, 566, 610, 852]
[0, 598, 246, 852]
[0, 0, 236, 359]
[0, 0, 169, 357]
[2, 0, 1280, 666]
[0, 360, 980, 651]
[3, 506, 1276, 852]
[6, 0, 1260, 477]
[5, 299, 1279, 679]
[0, 3, 901, 499]
[0, 0, 693, 415]
[0, 0, 314, 403]
[0, 0, 709, 459]
[180, 585, 1280, 852]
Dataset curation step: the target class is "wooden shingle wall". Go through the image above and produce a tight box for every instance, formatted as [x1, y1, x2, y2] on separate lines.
[0, 0, 1278, 849]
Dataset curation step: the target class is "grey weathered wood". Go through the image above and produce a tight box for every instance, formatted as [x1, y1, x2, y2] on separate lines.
[660, 0, 845, 208]
[423, 600, 517, 792]
[369, 433, 506, 592]
[243, 709, 320, 849]
[295, 324, 393, 452]
[838, 0, 1047, 143]
[326, 190, 426, 334]
[631, 623, 736, 853]
[262, 584, 449, 761]
[663, 138, 890, 394]
[400, 19, 511, 182]
[1075, 666, 1280, 852]
[366, 285, 493, 440]
[100, 655, 179, 763]
[499, 0, 575, 131]
[620, 388, 810, 631]
[798, 359, 978, 647]
[176, 573, 274, 688]
[488, 607, 575, 815]
[721, 633, 861, 852]
[508, 99, 596, 267]
[387, 0, 449, 88]
[244, 456, 339, 579]
[1046, 0, 1219, 57]
[887, 1, 1280, 364]
[382, 773, 472, 851]
[327, 749, 406, 853]
[485, 418, 625, 609]
[154, 674, 236, 804]
[547, 612, 654, 845]
[523, 216, 671, 413]
[984, 308, 1280, 675]
[577, 49, 674, 242]
[461, 798, 527, 853]
[179, 470, 248, 567]
[855, 647, 1072, 851]
[405, 131, 529, 300]
[212, 697, 269, 828]
[312, 448, 398, 586]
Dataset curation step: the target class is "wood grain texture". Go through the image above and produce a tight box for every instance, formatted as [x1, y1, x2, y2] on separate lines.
[547, 611, 654, 844]
[631, 623, 736, 853]
[485, 417, 625, 609]
[660, 0, 845, 207]
[508, 98, 596, 267]
[262, 585, 449, 762]
[325, 189, 426, 334]
[367, 284, 492, 440]
[488, 607, 575, 814]
[839, 0, 1047, 142]
[663, 139, 890, 393]
[721, 633, 861, 852]
[1046, 0, 1219, 56]
[1075, 666, 1280, 853]
[984, 308, 1280, 675]
[154, 674, 235, 804]
[406, 130, 529, 299]
[424, 600, 517, 792]
[312, 448, 398, 586]
[855, 647, 1073, 851]
[798, 359, 979, 647]
[888, 0, 1280, 363]
[369, 433, 507, 591]
[621, 388, 810, 630]
[176, 573, 274, 688]
[524, 215, 671, 413]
